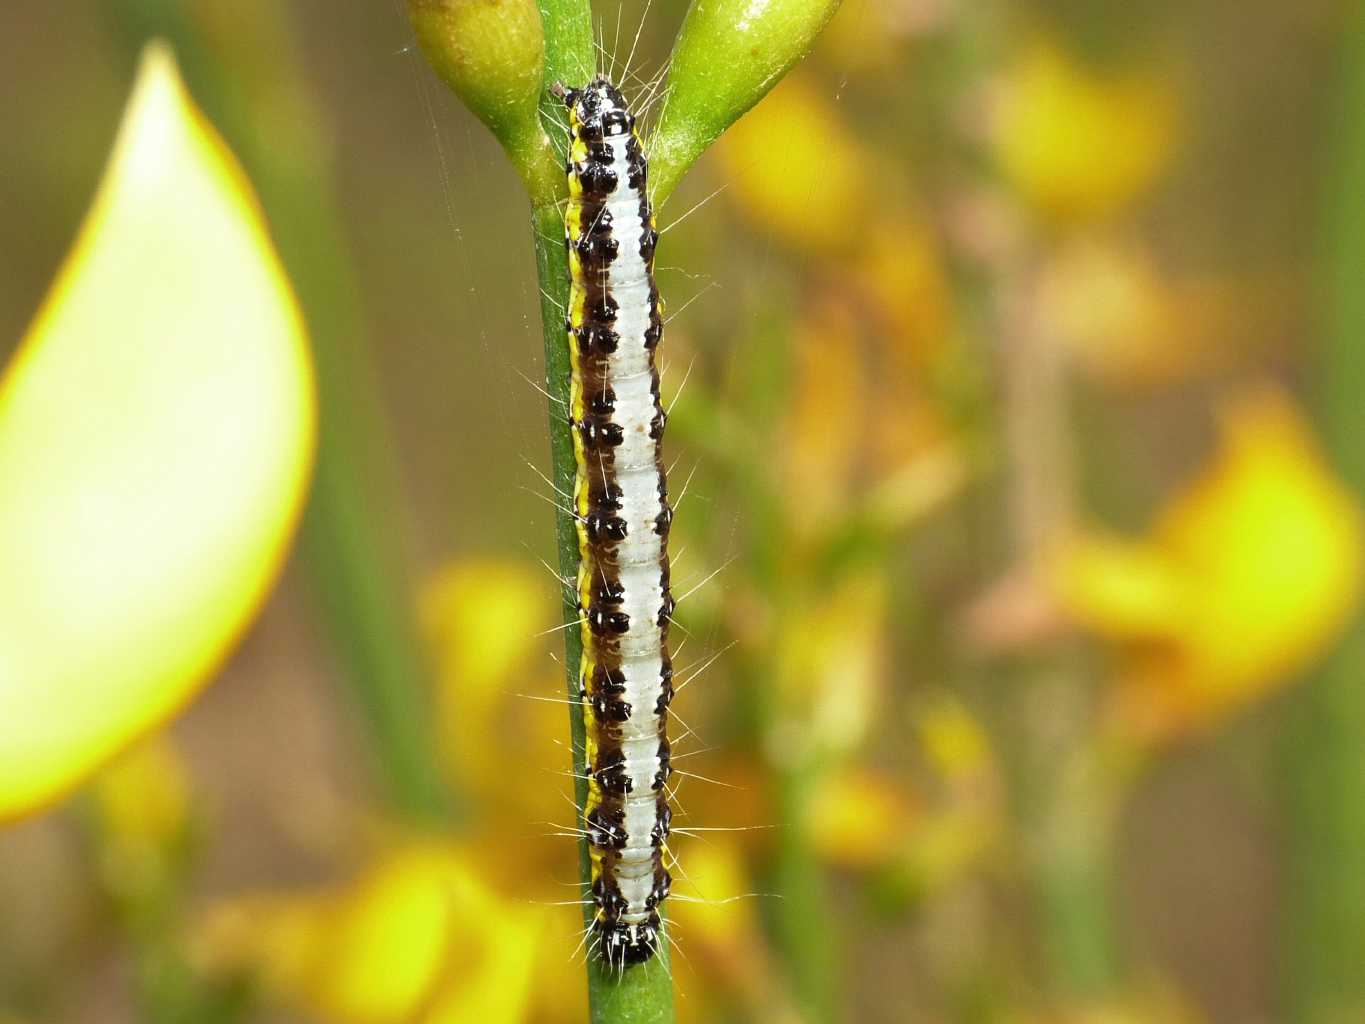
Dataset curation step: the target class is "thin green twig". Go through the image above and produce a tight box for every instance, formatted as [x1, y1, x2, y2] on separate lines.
[534, 2, 676, 1020]
[1284, 8, 1365, 1020]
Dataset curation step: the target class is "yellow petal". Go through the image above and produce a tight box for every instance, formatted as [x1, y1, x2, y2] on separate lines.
[993, 40, 1177, 223]
[423, 905, 544, 1024]
[194, 844, 540, 1024]
[420, 558, 571, 812]
[666, 840, 758, 956]
[782, 298, 865, 530]
[917, 696, 995, 782]
[92, 737, 192, 853]
[805, 768, 914, 868]
[852, 211, 952, 363]
[0, 44, 315, 821]
[313, 849, 464, 1022]
[773, 574, 887, 758]
[716, 73, 869, 255]
[1036, 241, 1186, 385]
[1155, 389, 1364, 705]
[90, 737, 194, 900]
[1050, 534, 1190, 641]
[1055, 388, 1365, 735]
[816, 0, 942, 75]
[421, 559, 546, 706]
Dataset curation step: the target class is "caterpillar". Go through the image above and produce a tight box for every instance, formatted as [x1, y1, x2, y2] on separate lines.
[554, 76, 673, 969]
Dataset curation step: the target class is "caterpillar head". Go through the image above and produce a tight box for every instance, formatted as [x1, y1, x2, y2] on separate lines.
[554, 77, 634, 140]
[597, 913, 662, 968]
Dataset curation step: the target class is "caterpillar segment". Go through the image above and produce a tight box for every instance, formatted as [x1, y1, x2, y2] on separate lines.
[557, 77, 673, 969]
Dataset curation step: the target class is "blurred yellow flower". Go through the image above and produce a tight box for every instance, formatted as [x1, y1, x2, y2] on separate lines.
[422, 559, 546, 702]
[196, 843, 547, 1024]
[422, 906, 543, 1024]
[668, 839, 758, 956]
[1036, 239, 1260, 388]
[771, 573, 886, 761]
[92, 737, 192, 854]
[419, 558, 570, 824]
[0, 44, 315, 822]
[782, 297, 865, 531]
[992, 39, 1177, 223]
[667, 840, 798, 1024]
[1036, 240, 1186, 385]
[851, 211, 952, 364]
[918, 696, 993, 784]
[717, 73, 869, 256]
[421, 559, 546, 755]
[817, 0, 946, 74]
[1053, 388, 1364, 735]
[781, 284, 965, 540]
[805, 767, 915, 868]
[898, 697, 1001, 893]
[800, 699, 1001, 894]
[1010, 986, 1203, 1024]
[899, 807, 998, 903]
[1052, 536, 1186, 642]
[90, 736, 194, 901]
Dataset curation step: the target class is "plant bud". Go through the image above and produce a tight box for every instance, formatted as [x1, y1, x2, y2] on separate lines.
[408, 0, 558, 201]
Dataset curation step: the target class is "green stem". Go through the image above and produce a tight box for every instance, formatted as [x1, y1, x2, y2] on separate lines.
[1018, 670, 1121, 1001]
[705, 314, 839, 1017]
[1285, 9, 1365, 1020]
[995, 245, 1120, 1000]
[107, 1, 453, 823]
[534, 3, 674, 1019]
[769, 761, 838, 1022]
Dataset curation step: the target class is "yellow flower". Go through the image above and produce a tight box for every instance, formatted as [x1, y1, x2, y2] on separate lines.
[1036, 240, 1187, 385]
[1052, 535, 1186, 642]
[668, 840, 797, 1023]
[421, 907, 543, 1024]
[0, 44, 315, 822]
[420, 559, 546, 753]
[90, 737, 194, 901]
[782, 297, 865, 532]
[1010, 986, 1203, 1024]
[771, 574, 887, 761]
[992, 39, 1177, 223]
[805, 767, 915, 868]
[816, 0, 946, 75]
[851, 211, 952, 365]
[716, 73, 869, 256]
[1036, 239, 1258, 389]
[421, 559, 547, 714]
[92, 737, 192, 854]
[1053, 388, 1364, 735]
[195, 844, 547, 1024]
[781, 279, 965, 539]
[419, 558, 570, 825]
[668, 840, 759, 957]
[895, 697, 1001, 894]
[917, 696, 993, 784]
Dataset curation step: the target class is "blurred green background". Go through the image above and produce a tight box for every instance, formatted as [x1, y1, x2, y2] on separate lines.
[3, 1, 1365, 1022]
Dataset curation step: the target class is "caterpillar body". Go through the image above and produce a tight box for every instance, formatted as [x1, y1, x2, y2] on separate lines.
[556, 77, 673, 969]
